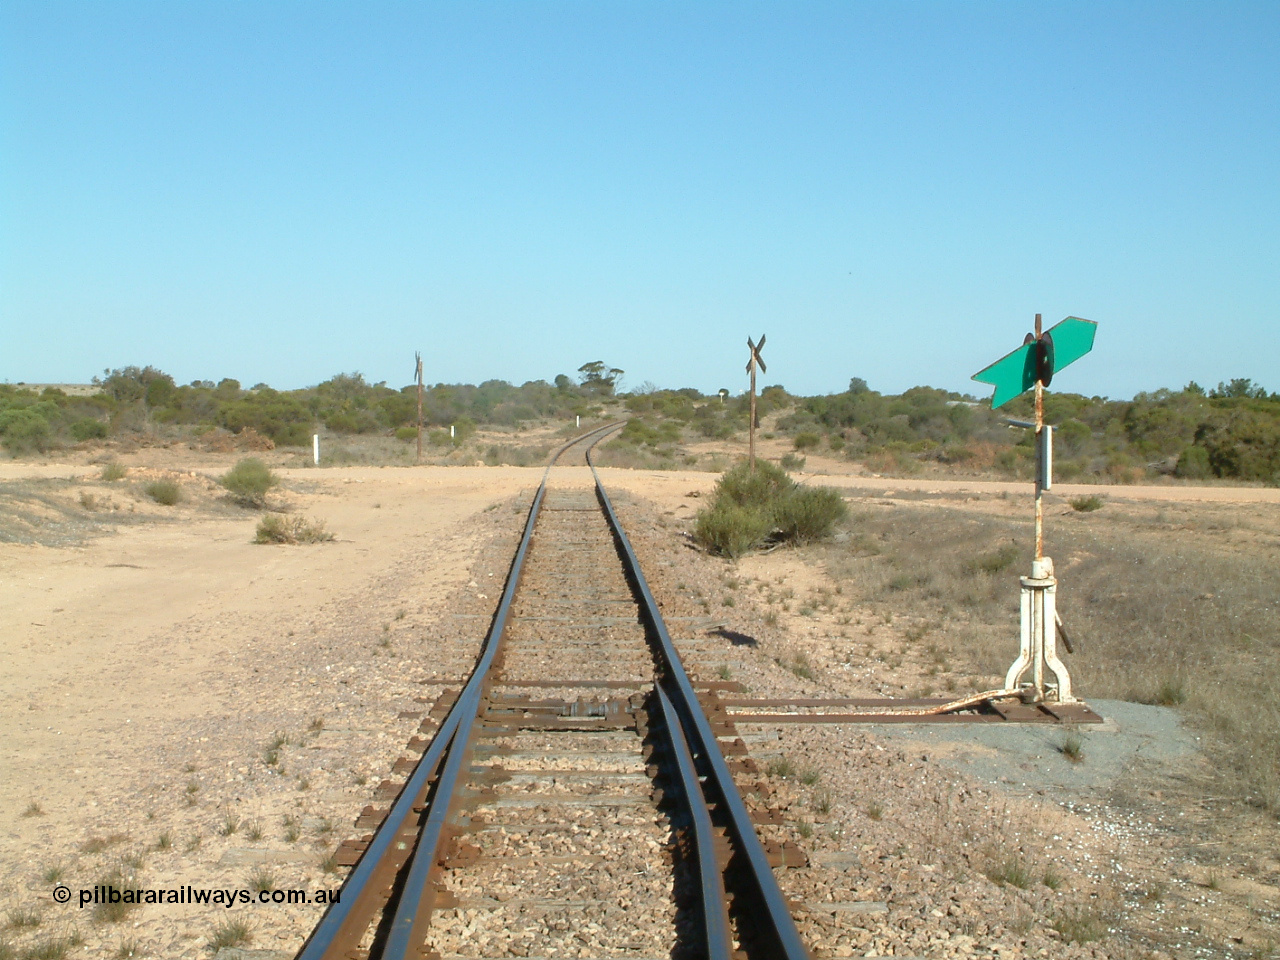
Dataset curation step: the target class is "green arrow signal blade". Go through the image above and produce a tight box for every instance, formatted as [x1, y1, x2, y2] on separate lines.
[972, 342, 1037, 409]
[973, 316, 1098, 409]
[1044, 316, 1097, 370]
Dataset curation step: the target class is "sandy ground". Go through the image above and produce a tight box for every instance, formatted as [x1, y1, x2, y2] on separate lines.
[0, 463, 540, 957]
[1, 453, 1277, 958]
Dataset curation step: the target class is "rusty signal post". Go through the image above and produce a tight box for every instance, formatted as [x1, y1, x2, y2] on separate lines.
[414, 351, 424, 463]
[973, 314, 1097, 704]
[746, 335, 766, 471]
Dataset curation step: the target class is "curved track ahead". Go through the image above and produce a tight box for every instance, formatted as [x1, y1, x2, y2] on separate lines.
[296, 424, 811, 960]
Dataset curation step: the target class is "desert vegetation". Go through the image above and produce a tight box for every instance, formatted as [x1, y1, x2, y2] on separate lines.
[142, 479, 182, 506]
[813, 496, 1280, 815]
[5, 364, 1275, 485]
[693, 461, 847, 558]
[785, 376, 1280, 485]
[254, 515, 334, 545]
[219, 458, 277, 508]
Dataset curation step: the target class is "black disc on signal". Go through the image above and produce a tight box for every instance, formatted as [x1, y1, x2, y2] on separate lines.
[1036, 332, 1055, 387]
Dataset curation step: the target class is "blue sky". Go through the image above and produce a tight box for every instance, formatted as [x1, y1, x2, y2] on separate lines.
[2, 1, 1277, 399]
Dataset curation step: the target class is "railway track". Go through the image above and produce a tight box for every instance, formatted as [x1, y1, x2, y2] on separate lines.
[296, 424, 812, 960]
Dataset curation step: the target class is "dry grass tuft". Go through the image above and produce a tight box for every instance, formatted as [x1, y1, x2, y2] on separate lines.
[1061, 728, 1085, 763]
[143, 479, 182, 505]
[1069, 494, 1105, 512]
[208, 919, 251, 951]
[254, 515, 334, 545]
[91, 869, 139, 923]
[986, 854, 1033, 889]
[1051, 906, 1107, 943]
[79, 834, 129, 855]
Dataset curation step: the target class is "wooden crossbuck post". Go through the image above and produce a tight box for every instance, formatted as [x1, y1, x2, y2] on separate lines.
[414, 352, 424, 464]
[746, 335, 766, 472]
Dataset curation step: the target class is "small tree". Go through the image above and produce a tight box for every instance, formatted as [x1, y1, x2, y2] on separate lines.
[94, 365, 174, 405]
[1210, 378, 1268, 400]
[578, 361, 625, 396]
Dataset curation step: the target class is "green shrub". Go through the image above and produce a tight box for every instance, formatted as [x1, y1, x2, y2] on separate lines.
[1175, 444, 1211, 480]
[0, 407, 52, 454]
[220, 458, 277, 507]
[779, 453, 806, 471]
[144, 480, 182, 506]
[716, 460, 795, 506]
[1055, 457, 1084, 481]
[617, 418, 681, 448]
[71, 418, 109, 441]
[773, 486, 847, 542]
[695, 416, 735, 439]
[394, 425, 418, 442]
[100, 461, 128, 482]
[452, 417, 477, 442]
[693, 499, 773, 559]
[1200, 408, 1280, 483]
[793, 431, 821, 450]
[254, 515, 334, 545]
[994, 448, 1024, 475]
[693, 461, 845, 557]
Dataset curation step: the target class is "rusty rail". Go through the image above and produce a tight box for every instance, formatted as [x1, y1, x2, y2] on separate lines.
[588, 445, 812, 960]
[296, 426, 609, 960]
[295, 420, 812, 960]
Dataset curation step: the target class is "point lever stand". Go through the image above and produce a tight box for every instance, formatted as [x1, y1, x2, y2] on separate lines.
[1005, 556, 1074, 703]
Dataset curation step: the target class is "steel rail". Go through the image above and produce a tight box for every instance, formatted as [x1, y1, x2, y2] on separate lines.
[653, 683, 733, 960]
[380, 477, 541, 958]
[297, 420, 794, 960]
[588, 450, 814, 960]
[381, 421, 626, 955]
[295, 422, 620, 960]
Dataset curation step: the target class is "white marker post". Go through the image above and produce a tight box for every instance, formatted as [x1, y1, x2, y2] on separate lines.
[576, 415, 581, 428]
[450, 424, 455, 439]
[1037, 425, 1053, 492]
